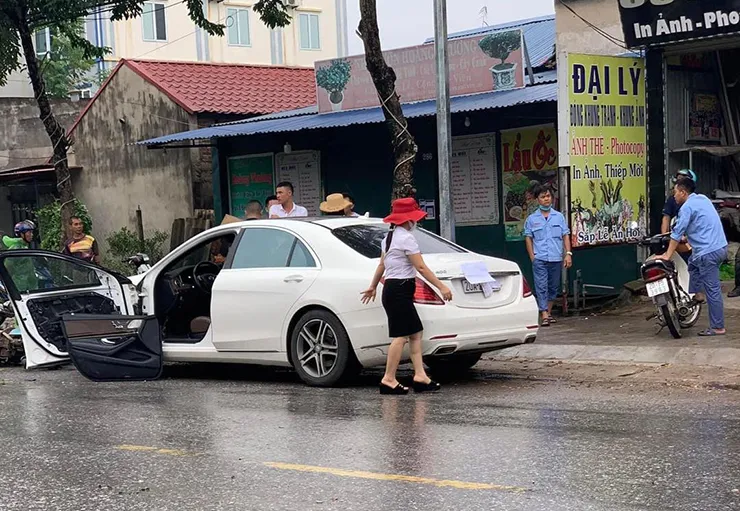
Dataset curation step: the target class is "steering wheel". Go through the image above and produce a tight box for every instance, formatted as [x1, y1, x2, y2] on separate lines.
[192, 261, 220, 294]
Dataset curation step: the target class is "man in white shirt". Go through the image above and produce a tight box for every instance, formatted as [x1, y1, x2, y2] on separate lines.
[269, 181, 308, 218]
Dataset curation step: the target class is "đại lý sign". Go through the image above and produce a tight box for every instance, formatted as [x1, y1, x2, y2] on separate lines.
[501, 124, 559, 241]
[618, 0, 740, 48]
[561, 53, 648, 248]
[314, 29, 525, 113]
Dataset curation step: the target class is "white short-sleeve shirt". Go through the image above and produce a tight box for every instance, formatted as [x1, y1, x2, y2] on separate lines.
[382, 227, 420, 279]
[270, 203, 308, 218]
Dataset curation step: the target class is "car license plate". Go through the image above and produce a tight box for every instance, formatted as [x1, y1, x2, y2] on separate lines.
[462, 279, 482, 294]
[646, 278, 669, 297]
[462, 279, 501, 294]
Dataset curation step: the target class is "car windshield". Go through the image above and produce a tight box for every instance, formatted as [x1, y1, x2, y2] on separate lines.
[332, 224, 465, 259]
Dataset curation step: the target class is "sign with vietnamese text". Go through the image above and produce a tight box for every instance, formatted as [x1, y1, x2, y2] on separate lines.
[275, 151, 322, 216]
[565, 54, 648, 248]
[451, 134, 500, 226]
[314, 30, 525, 113]
[619, 0, 740, 47]
[227, 154, 274, 217]
[501, 124, 559, 241]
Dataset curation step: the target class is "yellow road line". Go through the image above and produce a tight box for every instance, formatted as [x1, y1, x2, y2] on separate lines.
[115, 444, 193, 457]
[263, 462, 526, 493]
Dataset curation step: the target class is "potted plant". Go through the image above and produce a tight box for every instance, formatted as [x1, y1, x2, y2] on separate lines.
[478, 31, 522, 91]
[316, 59, 352, 111]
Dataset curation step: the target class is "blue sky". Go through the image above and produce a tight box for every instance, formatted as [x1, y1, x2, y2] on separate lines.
[346, 0, 555, 53]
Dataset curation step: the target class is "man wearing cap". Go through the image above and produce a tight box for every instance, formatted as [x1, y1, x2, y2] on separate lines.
[656, 177, 728, 336]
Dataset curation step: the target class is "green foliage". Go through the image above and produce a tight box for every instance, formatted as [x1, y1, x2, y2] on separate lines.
[93, 66, 112, 87]
[41, 22, 101, 99]
[315, 59, 352, 94]
[253, 0, 292, 29]
[104, 227, 168, 274]
[720, 262, 734, 282]
[478, 31, 522, 64]
[0, 19, 20, 86]
[36, 199, 92, 251]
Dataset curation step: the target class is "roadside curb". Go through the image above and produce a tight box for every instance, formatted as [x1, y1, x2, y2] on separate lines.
[485, 344, 740, 369]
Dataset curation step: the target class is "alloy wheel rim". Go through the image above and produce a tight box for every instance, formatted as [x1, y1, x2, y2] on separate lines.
[296, 319, 339, 378]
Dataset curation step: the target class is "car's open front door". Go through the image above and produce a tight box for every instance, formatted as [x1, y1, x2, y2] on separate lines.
[0, 250, 137, 369]
[62, 314, 162, 381]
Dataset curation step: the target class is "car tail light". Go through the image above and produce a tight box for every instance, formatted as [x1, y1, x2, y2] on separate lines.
[644, 267, 666, 283]
[414, 278, 445, 305]
[522, 276, 533, 298]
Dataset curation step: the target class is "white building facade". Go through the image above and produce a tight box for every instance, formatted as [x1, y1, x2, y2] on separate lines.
[4, 0, 349, 98]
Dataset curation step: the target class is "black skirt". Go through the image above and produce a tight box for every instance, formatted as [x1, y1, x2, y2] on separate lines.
[382, 278, 423, 338]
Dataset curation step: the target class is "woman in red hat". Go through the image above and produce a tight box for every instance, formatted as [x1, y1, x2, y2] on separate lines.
[361, 198, 453, 395]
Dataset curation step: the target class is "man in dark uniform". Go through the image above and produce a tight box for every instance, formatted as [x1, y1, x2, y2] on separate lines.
[662, 169, 696, 264]
[661, 169, 697, 233]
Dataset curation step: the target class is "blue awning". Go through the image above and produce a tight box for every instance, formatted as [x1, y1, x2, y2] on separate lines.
[138, 81, 557, 146]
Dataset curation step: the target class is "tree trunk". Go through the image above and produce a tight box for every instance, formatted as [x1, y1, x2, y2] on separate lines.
[16, 10, 74, 248]
[358, 0, 417, 200]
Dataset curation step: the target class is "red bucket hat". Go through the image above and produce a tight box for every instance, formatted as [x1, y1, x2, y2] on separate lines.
[383, 197, 427, 225]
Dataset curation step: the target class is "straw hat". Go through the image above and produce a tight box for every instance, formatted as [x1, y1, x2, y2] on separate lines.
[383, 198, 427, 225]
[320, 193, 353, 213]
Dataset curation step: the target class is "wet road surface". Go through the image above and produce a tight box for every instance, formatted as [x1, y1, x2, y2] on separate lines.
[0, 363, 738, 511]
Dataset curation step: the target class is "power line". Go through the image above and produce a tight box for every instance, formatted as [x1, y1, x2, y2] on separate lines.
[560, 0, 629, 51]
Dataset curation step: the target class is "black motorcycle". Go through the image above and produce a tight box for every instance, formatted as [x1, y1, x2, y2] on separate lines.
[639, 233, 701, 338]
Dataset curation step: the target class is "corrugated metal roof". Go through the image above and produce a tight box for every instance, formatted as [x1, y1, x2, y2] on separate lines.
[138, 82, 557, 146]
[220, 105, 319, 126]
[425, 15, 555, 69]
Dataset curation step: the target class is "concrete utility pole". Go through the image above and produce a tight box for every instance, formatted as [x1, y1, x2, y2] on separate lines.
[434, 0, 455, 241]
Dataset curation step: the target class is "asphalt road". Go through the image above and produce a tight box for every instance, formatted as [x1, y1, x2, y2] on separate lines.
[0, 363, 738, 511]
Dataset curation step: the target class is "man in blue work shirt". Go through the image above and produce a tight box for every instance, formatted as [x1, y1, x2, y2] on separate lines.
[524, 184, 572, 327]
[657, 177, 728, 336]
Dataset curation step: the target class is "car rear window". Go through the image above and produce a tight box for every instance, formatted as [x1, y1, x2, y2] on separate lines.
[332, 225, 465, 258]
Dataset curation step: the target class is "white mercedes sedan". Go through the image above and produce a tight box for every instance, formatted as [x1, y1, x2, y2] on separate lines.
[0, 217, 539, 386]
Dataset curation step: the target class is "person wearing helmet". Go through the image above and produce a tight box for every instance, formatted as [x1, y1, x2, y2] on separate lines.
[661, 169, 696, 263]
[2, 220, 40, 292]
[3, 220, 35, 250]
[661, 169, 697, 234]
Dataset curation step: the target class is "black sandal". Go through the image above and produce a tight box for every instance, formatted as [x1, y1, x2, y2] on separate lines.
[411, 380, 441, 393]
[379, 383, 409, 395]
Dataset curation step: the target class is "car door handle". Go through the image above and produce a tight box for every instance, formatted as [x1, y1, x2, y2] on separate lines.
[284, 275, 304, 283]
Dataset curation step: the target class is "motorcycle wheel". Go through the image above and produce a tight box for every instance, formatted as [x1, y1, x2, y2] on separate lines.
[660, 302, 682, 339]
[679, 302, 701, 328]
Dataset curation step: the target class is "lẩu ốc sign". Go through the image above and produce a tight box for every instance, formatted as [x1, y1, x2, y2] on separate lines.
[619, 0, 740, 47]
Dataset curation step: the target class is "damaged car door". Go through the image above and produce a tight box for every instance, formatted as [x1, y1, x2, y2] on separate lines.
[0, 250, 158, 378]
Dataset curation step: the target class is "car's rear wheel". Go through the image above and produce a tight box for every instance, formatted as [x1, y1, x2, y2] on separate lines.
[290, 310, 357, 387]
[424, 353, 482, 377]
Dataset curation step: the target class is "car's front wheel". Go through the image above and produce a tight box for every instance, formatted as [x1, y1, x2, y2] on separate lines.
[424, 353, 482, 377]
[290, 310, 357, 387]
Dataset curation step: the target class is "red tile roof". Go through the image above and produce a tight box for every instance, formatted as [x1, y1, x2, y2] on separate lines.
[125, 59, 317, 115]
[68, 59, 317, 135]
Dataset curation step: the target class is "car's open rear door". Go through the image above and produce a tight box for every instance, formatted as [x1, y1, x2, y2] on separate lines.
[62, 314, 162, 381]
[0, 250, 138, 369]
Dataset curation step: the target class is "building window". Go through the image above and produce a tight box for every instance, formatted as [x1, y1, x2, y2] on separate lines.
[227, 8, 251, 46]
[142, 2, 167, 42]
[35, 28, 51, 56]
[299, 13, 320, 50]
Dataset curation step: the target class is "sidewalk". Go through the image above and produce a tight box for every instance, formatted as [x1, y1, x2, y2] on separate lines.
[488, 283, 740, 369]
